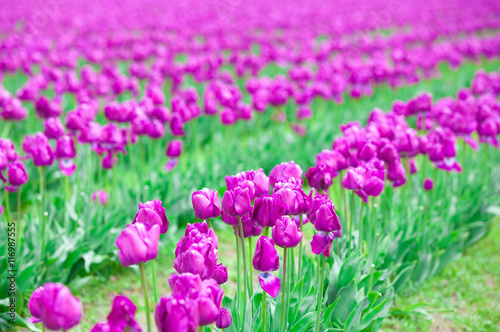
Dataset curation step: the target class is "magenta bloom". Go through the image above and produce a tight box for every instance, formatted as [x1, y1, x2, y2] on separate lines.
[92, 190, 109, 206]
[252, 195, 286, 228]
[44, 117, 65, 139]
[155, 295, 199, 332]
[233, 218, 263, 238]
[305, 164, 333, 192]
[221, 187, 252, 217]
[212, 263, 228, 285]
[5, 161, 28, 192]
[310, 232, 335, 257]
[23, 133, 54, 167]
[133, 199, 169, 234]
[269, 161, 303, 187]
[423, 178, 434, 191]
[342, 168, 363, 190]
[166, 140, 183, 158]
[272, 216, 303, 248]
[314, 201, 342, 236]
[216, 308, 232, 329]
[258, 272, 282, 298]
[191, 188, 221, 220]
[253, 236, 279, 272]
[116, 223, 160, 267]
[91, 295, 141, 332]
[27, 283, 82, 330]
[56, 135, 77, 176]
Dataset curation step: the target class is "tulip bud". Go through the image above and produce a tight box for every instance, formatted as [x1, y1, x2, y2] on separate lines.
[91, 295, 141, 332]
[166, 140, 183, 158]
[116, 223, 160, 267]
[27, 283, 82, 330]
[253, 236, 279, 272]
[192, 188, 221, 220]
[269, 161, 303, 187]
[92, 190, 109, 206]
[272, 216, 303, 248]
[216, 308, 232, 329]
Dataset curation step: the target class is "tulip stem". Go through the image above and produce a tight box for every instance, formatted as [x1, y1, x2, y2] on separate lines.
[348, 190, 355, 253]
[152, 260, 158, 304]
[4, 190, 11, 226]
[16, 189, 21, 253]
[368, 264, 375, 293]
[207, 218, 212, 229]
[248, 237, 253, 296]
[139, 263, 152, 332]
[235, 226, 243, 318]
[298, 215, 303, 276]
[262, 291, 267, 332]
[280, 246, 287, 332]
[38, 167, 47, 259]
[237, 217, 249, 313]
[359, 202, 364, 249]
[315, 255, 326, 332]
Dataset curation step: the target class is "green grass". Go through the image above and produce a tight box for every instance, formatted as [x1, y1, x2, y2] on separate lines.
[383, 219, 500, 332]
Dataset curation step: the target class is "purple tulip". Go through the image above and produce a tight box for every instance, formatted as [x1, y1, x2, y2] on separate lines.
[116, 223, 160, 267]
[253, 236, 279, 272]
[342, 168, 363, 191]
[363, 176, 385, 198]
[23, 133, 54, 167]
[258, 272, 282, 298]
[314, 201, 342, 235]
[269, 161, 303, 187]
[44, 117, 65, 139]
[92, 189, 109, 206]
[174, 235, 217, 279]
[221, 209, 240, 226]
[198, 279, 223, 326]
[155, 295, 199, 332]
[221, 187, 252, 217]
[133, 199, 169, 234]
[387, 161, 407, 187]
[166, 140, 183, 158]
[27, 283, 82, 330]
[212, 263, 228, 285]
[233, 217, 263, 238]
[310, 231, 335, 257]
[5, 161, 28, 192]
[423, 178, 434, 191]
[305, 164, 333, 192]
[91, 295, 141, 332]
[192, 188, 221, 220]
[216, 308, 232, 329]
[252, 195, 286, 228]
[272, 216, 303, 248]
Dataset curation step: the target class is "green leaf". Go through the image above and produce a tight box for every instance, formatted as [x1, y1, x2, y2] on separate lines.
[290, 312, 317, 332]
[359, 296, 392, 330]
[391, 263, 416, 292]
[338, 253, 364, 289]
[329, 280, 358, 325]
[326, 254, 342, 305]
[344, 297, 369, 332]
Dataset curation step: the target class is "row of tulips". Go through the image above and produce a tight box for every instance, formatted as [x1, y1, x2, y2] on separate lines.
[16, 73, 499, 330]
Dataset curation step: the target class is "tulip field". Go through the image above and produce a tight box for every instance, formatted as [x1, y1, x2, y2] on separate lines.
[2, 0, 500, 331]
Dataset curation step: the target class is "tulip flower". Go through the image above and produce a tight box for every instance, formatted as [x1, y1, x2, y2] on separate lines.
[269, 161, 303, 187]
[166, 140, 183, 158]
[116, 223, 160, 267]
[305, 164, 333, 192]
[212, 263, 228, 284]
[192, 188, 221, 220]
[252, 195, 286, 228]
[216, 308, 232, 329]
[155, 295, 199, 332]
[44, 117, 65, 139]
[56, 135, 77, 176]
[253, 236, 279, 272]
[314, 201, 342, 235]
[310, 231, 335, 257]
[272, 216, 303, 248]
[258, 272, 282, 298]
[27, 283, 82, 330]
[91, 295, 141, 332]
[342, 168, 363, 190]
[233, 218, 262, 238]
[423, 178, 434, 191]
[133, 199, 169, 234]
[221, 187, 252, 217]
[5, 161, 28, 192]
